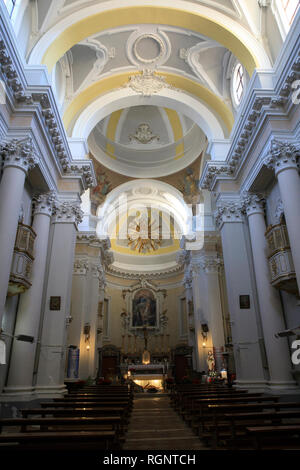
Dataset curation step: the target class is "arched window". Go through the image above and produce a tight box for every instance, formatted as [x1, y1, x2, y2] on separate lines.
[232, 63, 245, 107]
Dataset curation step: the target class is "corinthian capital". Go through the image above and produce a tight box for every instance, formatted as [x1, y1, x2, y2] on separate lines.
[265, 139, 300, 176]
[241, 192, 265, 217]
[73, 258, 89, 275]
[200, 255, 224, 273]
[32, 191, 56, 217]
[0, 137, 39, 173]
[52, 200, 83, 226]
[214, 200, 243, 230]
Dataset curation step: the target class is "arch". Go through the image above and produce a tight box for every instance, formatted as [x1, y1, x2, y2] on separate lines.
[68, 75, 231, 140]
[28, 1, 272, 75]
[96, 179, 193, 242]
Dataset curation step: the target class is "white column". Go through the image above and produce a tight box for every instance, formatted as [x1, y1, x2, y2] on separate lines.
[4, 192, 55, 397]
[35, 200, 83, 398]
[65, 257, 89, 380]
[190, 260, 207, 372]
[0, 138, 38, 328]
[200, 255, 226, 372]
[266, 140, 300, 290]
[242, 192, 297, 392]
[215, 199, 266, 390]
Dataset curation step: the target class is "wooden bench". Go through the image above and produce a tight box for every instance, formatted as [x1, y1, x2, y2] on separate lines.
[21, 407, 127, 422]
[197, 402, 300, 445]
[186, 397, 280, 436]
[206, 409, 300, 448]
[246, 425, 300, 450]
[0, 416, 123, 434]
[0, 430, 118, 450]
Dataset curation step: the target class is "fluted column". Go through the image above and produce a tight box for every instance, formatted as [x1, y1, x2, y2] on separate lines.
[4, 192, 55, 397]
[0, 138, 39, 327]
[266, 140, 300, 290]
[35, 200, 83, 397]
[215, 200, 266, 389]
[242, 192, 297, 391]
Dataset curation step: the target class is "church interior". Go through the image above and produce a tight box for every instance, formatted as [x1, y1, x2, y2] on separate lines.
[0, 0, 300, 454]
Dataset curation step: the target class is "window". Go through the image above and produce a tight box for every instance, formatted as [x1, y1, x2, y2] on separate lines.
[281, 0, 300, 25]
[4, 0, 16, 17]
[232, 63, 245, 106]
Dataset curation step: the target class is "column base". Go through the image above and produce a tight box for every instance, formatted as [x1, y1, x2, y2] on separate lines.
[234, 379, 267, 392]
[0, 385, 35, 401]
[265, 381, 300, 395]
[34, 384, 67, 398]
[0, 384, 68, 401]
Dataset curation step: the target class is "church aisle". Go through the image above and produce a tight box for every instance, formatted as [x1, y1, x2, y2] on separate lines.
[123, 395, 208, 450]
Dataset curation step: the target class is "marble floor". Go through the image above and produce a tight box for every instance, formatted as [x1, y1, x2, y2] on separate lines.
[123, 395, 208, 450]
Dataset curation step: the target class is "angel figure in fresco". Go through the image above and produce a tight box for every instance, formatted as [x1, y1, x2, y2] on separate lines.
[92, 170, 112, 202]
[182, 167, 201, 204]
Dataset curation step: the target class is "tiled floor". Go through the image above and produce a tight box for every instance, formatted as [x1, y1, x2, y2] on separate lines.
[123, 395, 208, 450]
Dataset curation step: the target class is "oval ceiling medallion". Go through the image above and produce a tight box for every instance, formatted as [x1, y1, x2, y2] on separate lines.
[133, 34, 164, 64]
[126, 28, 171, 68]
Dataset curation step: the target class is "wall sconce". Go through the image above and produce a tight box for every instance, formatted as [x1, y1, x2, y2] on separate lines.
[84, 323, 90, 350]
[201, 323, 208, 346]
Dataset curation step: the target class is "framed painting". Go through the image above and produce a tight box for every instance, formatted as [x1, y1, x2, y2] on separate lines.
[131, 289, 157, 328]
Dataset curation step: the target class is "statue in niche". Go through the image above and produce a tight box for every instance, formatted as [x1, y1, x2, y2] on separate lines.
[207, 351, 215, 372]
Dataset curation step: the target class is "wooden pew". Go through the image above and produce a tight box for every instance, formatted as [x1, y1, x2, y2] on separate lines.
[246, 424, 300, 450]
[223, 410, 300, 448]
[21, 407, 127, 421]
[0, 416, 122, 435]
[186, 396, 280, 437]
[0, 430, 118, 450]
[198, 402, 300, 447]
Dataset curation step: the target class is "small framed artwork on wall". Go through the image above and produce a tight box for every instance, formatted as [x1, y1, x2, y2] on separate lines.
[239, 295, 250, 309]
[50, 296, 61, 311]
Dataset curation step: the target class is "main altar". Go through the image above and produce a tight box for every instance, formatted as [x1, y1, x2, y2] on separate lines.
[128, 363, 167, 390]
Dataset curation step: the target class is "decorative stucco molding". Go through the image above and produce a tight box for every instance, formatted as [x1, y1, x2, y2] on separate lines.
[32, 191, 56, 217]
[264, 139, 300, 176]
[125, 69, 176, 97]
[241, 191, 265, 217]
[214, 201, 244, 230]
[0, 137, 39, 173]
[52, 200, 83, 226]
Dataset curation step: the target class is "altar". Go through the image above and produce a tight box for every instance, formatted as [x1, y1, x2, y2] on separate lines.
[127, 363, 167, 391]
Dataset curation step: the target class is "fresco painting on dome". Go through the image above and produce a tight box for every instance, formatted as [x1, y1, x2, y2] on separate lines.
[181, 166, 201, 204]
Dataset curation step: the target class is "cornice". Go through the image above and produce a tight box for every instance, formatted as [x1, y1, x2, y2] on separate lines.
[105, 263, 184, 280]
[200, 28, 300, 190]
[0, 30, 96, 191]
